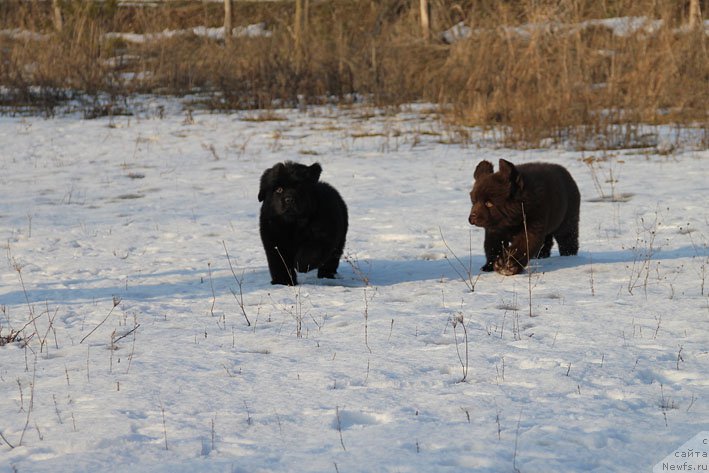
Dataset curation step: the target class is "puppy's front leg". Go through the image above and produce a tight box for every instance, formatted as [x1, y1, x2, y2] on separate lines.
[267, 246, 297, 285]
[494, 230, 544, 276]
[482, 230, 506, 272]
[295, 242, 339, 278]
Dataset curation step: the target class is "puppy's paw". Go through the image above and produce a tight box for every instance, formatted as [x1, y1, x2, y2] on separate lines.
[480, 261, 495, 272]
[271, 278, 297, 286]
[493, 258, 523, 276]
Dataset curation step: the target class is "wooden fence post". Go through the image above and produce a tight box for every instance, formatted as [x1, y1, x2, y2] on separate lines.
[224, 0, 233, 45]
[688, 0, 702, 30]
[294, 0, 309, 70]
[52, 0, 63, 33]
[295, 0, 303, 50]
[419, 0, 431, 40]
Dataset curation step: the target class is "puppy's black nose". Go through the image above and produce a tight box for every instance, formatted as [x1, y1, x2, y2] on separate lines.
[284, 196, 294, 204]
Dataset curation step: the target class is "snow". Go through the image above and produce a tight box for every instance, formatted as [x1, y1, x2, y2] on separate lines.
[104, 23, 272, 43]
[0, 103, 708, 472]
[0, 29, 50, 41]
[4, 15, 707, 46]
[441, 16, 709, 43]
[580, 16, 664, 36]
[1, 22, 271, 45]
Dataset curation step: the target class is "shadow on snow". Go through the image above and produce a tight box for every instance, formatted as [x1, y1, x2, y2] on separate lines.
[0, 246, 701, 307]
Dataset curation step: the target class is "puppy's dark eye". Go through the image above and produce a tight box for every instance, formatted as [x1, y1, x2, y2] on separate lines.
[485, 201, 494, 208]
[275, 187, 284, 194]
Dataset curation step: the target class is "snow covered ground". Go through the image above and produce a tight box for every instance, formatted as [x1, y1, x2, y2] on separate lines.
[0, 102, 707, 472]
[441, 16, 709, 43]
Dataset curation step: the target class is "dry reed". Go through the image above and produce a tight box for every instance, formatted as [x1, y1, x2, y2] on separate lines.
[0, 0, 706, 147]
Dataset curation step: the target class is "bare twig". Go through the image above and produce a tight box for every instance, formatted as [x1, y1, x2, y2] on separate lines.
[244, 400, 253, 426]
[0, 430, 14, 449]
[211, 417, 216, 452]
[14, 311, 46, 341]
[53, 394, 63, 424]
[274, 246, 295, 286]
[439, 228, 480, 292]
[335, 406, 346, 451]
[80, 297, 122, 344]
[0, 328, 22, 347]
[512, 409, 523, 473]
[113, 324, 141, 345]
[344, 252, 370, 286]
[363, 288, 372, 354]
[653, 315, 662, 340]
[676, 345, 684, 370]
[38, 304, 58, 355]
[223, 241, 251, 326]
[13, 259, 35, 318]
[160, 399, 168, 450]
[627, 214, 659, 296]
[207, 262, 216, 317]
[272, 245, 305, 337]
[589, 255, 596, 296]
[19, 354, 37, 446]
[686, 393, 697, 413]
[521, 202, 533, 318]
[451, 313, 469, 382]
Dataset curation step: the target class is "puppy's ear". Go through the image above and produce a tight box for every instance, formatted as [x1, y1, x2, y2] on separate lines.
[498, 159, 524, 194]
[473, 160, 494, 180]
[258, 163, 284, 202]
[308, 163, 322, 183]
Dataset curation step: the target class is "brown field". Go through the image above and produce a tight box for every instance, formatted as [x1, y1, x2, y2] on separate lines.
[0, 0, 706, 147]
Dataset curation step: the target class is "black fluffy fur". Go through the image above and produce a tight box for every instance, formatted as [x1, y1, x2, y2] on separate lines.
[258, 161, 348, 285]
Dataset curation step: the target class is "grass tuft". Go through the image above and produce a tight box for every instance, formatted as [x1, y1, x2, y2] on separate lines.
[0, 0, 706, 148]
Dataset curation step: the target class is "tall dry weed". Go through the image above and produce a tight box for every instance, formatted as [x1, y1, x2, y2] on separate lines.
[0, 0, 706, 147]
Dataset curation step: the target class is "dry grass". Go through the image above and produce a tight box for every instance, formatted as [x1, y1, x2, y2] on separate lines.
[0, 0, 706, 147]
[0, 328, 22, 347]
[438, 2, 708, 146]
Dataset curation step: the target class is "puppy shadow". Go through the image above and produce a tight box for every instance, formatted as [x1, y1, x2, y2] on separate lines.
[331, 257, 474, 287]
[0, 268, 275, 307]
[3, 246, 698, 307]
[519, 245, 700, 274]
[332, 244, 702, 287]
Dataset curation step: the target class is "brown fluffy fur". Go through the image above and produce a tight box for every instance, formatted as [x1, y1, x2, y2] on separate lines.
[469, 159, 580, 275]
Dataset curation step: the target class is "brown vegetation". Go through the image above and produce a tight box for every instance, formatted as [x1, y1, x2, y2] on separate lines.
[0, 0, 706, 147]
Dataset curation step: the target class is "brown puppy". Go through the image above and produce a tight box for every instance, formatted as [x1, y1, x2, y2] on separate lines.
[469, 159, 580, 275]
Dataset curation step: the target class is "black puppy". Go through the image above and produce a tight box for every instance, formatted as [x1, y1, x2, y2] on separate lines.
[258, 161, 348, 285]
